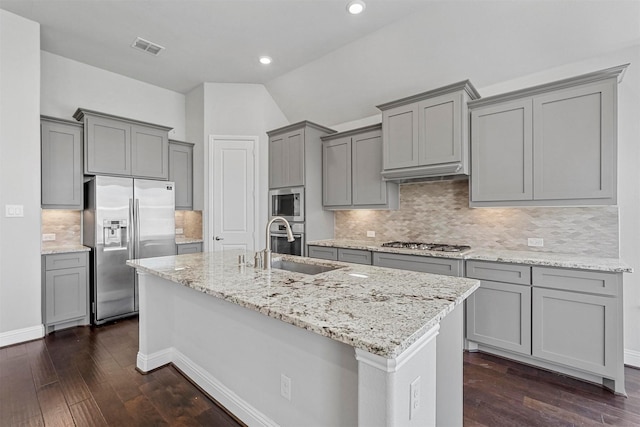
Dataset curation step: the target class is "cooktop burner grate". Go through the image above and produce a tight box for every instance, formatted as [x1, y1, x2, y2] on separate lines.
[381, 241, 471, 252]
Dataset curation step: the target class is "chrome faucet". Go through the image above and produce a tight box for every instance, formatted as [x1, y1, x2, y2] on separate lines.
[261, 216, 295, 269]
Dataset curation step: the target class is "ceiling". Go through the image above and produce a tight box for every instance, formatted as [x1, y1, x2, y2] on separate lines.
[0, 0, 430, 94]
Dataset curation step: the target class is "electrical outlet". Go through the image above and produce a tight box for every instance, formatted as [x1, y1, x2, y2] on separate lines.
[42, 234, 56, 241]
[280, 374, 291, 401]
[410, 376, 421, 420]
[175, 228, 184, 235]
[5, 204, 24, 217]
[528, 238, 544, 247]
[366, 230, 376, 238]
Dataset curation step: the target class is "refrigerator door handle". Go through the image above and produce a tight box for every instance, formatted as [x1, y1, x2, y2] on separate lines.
[128, 198, 134, 260]
[135, 198, 141, 258]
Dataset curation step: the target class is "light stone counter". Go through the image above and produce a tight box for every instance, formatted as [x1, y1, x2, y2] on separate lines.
[175, 237, 204, 245]
[308, 239, 632, 273]
[41, 244, 91, 255]
[127, 250, 479, 358]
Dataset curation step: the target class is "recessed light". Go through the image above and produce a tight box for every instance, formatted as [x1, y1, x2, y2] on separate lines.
[259, 56, 272, 65]
[346, 0, 366, 15]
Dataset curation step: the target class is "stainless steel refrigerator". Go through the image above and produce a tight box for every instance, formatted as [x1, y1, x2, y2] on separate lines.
[83, 176, 175, 324]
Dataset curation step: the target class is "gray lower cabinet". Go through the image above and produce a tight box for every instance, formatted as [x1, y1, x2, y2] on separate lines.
[41, 116, 83, 209]
[42, 252, 90, 333]
[377, 81, 480, 180]
[322, 124, 398, 210]
[531, 267, 620, 379]
[469, 65, 626, 207]
[307, 245, 338, 261]
[177, 242, 203, 254]
[372, 252, 463, 276]
[169, 140, 194, 210]
[74, 108, 171, 179]
[466, 260, 625, 394]
[465, 260, 532, 355]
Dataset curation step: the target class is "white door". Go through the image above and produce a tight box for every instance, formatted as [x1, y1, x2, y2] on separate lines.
[209, 136, 257, 252]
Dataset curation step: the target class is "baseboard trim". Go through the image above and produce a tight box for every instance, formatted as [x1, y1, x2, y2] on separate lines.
[136, 347, 277, 426]
[136, 348, 174, 372]
[625, 349, 640, 368]
[0, 324, 44, 348]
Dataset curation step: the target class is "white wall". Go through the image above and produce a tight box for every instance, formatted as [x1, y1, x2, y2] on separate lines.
[195, 83, 288, 250]
[41, 51, 186, 139]
[0, 10, 43, 344]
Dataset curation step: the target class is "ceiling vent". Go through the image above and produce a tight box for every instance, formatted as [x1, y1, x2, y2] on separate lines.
[131, 37, 165, 56]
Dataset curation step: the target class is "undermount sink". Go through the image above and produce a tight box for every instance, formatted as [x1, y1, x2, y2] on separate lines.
[271, 259, 342, 275]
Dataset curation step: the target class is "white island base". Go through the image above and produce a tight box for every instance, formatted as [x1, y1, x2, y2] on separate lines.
[136, 271, 464, 427]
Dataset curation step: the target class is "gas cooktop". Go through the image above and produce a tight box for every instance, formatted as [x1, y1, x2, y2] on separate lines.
[381, 241, 471, 253]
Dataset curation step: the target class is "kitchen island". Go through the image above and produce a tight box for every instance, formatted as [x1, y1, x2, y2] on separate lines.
[127, 251, 479, 426]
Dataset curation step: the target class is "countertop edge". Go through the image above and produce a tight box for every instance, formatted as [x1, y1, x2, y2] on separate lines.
[41, 245, 91, 255]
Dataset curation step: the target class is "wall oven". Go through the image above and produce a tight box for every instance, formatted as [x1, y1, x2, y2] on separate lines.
[270, 222, 305, 257]
[269, 187, 304, 223]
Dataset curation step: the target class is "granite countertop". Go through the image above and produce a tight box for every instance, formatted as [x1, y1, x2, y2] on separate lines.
[41, 244, 91, 255]
[175, 237, 204, 245]
[127, 251, 479, 359]
[308, 239, 632, 273]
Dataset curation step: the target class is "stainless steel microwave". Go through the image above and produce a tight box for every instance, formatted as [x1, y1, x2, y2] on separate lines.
[269, 187, 304, 222]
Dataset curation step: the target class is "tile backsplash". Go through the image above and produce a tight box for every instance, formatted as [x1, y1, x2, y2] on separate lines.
[175, 210, 203, 239]
[335, 180, 619, 257]
[41, 210, 82, 245]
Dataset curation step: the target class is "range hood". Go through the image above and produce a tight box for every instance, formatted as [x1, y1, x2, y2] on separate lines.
[381, 163, 468, 183]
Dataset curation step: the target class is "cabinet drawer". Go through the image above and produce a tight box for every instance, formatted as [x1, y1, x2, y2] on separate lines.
[532, 267, 618, 296]
[177, 243, 202, 255]
[466, 260, 531, 285]
[45, 252, 88, 271]
[373, 252, 462, 276]
[307, 246, 338, 261]
[338, 248, 372, 265]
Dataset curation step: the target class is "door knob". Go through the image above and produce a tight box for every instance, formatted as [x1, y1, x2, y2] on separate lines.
[215, 236, 224, 241]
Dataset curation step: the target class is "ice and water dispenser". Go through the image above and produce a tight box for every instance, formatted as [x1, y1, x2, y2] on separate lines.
[103, 219, 128, 250]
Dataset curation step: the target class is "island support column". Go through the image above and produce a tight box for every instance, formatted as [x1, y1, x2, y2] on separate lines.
[355, 325, 439, 427]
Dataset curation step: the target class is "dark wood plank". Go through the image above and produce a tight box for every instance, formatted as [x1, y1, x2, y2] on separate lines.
[36, 382, 75, 426]
[25, 339, 58, 389]
[68, 398, 109, 427]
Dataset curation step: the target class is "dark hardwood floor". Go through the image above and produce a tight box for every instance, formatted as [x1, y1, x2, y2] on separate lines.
[1, 318, 639, 426]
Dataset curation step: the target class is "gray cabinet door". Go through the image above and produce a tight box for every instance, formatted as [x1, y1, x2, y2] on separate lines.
[169, 141, 194, 210]
[466, 280, 532, 355]
[533, 80, 615, 201]
[131, 124, 169, 179]
[532, 287, 616, 377]
[471, 99, 533, 202]
[372, 252, 462, 276]
[382, 103, 419, 170]
[45, 266, 88, 324]
[418, 92, 461, 166]
[85, 115, 131, 176]
[307, 246, 338, 260]
[269, 129, 305, 188]
[323, 137, 352, 207]
[41, 120, 83, 209]
[352, 129, 386, 206]
[285, 128, 305, 187]
[269, 134, 286, 188]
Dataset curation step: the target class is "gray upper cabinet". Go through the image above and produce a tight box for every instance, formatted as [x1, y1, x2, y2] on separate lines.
[469, 64, 627, 207]
[269, 126, 309, 189]
[377, 80, 480, 181]
[322, 124, 399, 210]
[470, 99, 533, 202]
[169, 140, 194, 210]
[41, 116, 83, 209]
[74, 108, 171, 179]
